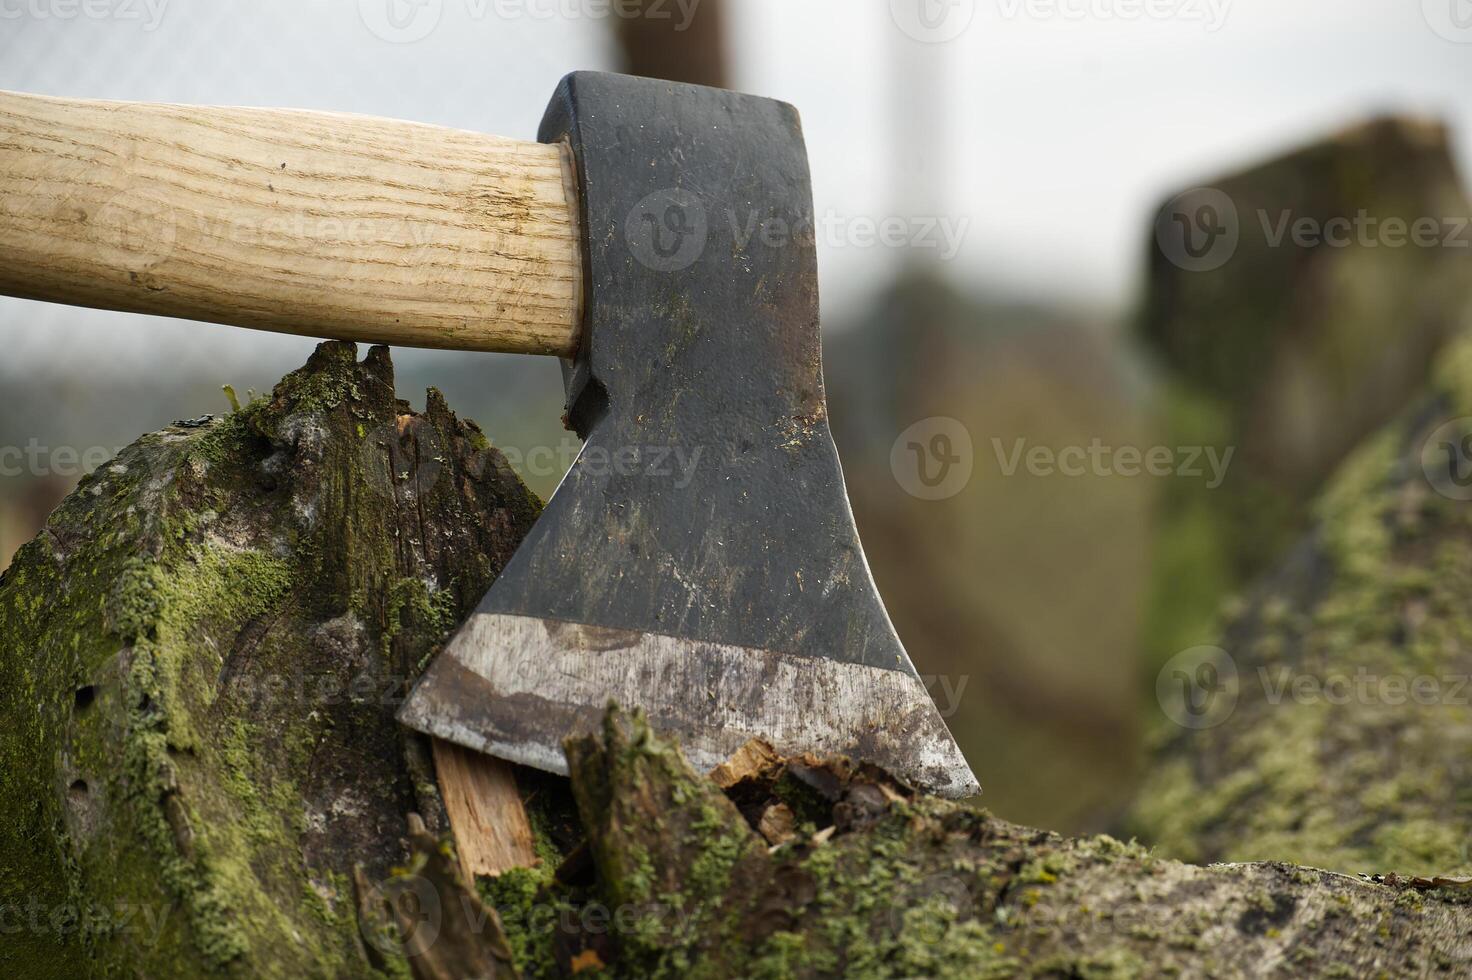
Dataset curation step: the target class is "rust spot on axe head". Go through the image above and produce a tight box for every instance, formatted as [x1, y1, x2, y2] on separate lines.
[398, 72, 977, 799]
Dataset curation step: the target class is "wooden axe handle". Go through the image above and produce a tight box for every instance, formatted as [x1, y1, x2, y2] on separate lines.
[0, 90, 583, 356]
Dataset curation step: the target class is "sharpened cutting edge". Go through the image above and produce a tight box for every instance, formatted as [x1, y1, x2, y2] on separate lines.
[400, 613, 980, 799]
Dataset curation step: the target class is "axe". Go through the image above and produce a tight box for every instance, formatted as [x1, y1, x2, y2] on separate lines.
[0, 73, 978, 801]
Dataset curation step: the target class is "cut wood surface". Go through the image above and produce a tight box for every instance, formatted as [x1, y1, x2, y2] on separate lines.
[432, 738, 538, 880]
[0, 90, 582, 354]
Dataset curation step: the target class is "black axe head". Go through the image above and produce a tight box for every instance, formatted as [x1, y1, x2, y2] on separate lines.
[399, 72, 978, 798]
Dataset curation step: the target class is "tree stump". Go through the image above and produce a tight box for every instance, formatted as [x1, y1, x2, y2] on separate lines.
[0, 342, 540, 976]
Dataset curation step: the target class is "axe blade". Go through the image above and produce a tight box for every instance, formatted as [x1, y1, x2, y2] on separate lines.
[398, 73, 978, 799]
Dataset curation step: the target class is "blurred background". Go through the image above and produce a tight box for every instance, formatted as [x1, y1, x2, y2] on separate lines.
[1, 1, 1469, 834]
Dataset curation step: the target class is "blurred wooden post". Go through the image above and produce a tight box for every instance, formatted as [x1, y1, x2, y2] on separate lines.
[615, 0, 728, 89]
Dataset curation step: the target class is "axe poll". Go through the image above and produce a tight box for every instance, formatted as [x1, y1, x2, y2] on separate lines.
[0, 72, 978, 798]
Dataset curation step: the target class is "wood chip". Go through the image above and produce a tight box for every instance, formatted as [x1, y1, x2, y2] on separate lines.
[757, 803, 797, 846]
[570, 948, 607, 974]
[710, 738, 783, 789]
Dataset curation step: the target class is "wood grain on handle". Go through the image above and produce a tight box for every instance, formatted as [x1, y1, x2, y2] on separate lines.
[0, 90, 583, 355]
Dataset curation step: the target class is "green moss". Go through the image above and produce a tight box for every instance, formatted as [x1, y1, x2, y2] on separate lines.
[479, 867, 562, 978]
[1132, 334, 1472, 875]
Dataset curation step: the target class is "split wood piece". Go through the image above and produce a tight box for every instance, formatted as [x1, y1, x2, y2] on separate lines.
[431, 737, 538, 881]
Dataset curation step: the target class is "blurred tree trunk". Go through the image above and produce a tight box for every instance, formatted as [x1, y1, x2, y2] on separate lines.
[613, 0, 728, 89]
[1140, 115, 1472, 671]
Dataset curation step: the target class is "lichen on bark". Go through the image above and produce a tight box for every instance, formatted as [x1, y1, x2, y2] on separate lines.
[480, 707, 1472, 979]
[1130, 333, 1472, 876]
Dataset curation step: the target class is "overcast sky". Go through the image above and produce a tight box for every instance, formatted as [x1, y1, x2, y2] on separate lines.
[1, 0, 1468, 375]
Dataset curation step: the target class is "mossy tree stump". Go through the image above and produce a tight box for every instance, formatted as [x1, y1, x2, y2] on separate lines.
[0, 342, 539, 977]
